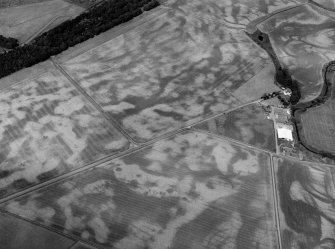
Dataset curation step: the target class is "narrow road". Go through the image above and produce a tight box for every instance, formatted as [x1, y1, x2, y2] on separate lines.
[270, 155, 283, 249]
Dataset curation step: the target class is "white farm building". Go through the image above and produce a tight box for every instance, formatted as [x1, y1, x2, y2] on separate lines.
[275, 123, 294, 141]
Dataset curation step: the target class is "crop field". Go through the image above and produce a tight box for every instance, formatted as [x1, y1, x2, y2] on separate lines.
[0, 61, 128, 198]
[0, 0, 83, 43]
[0, 212, 74, 249]
[299, 65, 335, 156]
[57, 0, 281, 143]
[257, 3, 335, 102]
[274, 157, 335, 249]
[1, 131, 277, 249]
[194, 104, 276, 152]
[300, 104, 335, 155]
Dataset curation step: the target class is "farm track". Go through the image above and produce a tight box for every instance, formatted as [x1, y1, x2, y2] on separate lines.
[270, 155, 283, 249]
[51, 59, 138, 146]
[22, 15, 72, 45]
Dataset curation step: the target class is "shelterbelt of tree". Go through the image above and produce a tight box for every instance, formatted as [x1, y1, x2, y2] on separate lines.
[0, 0, 159, 79]
[250, 29, 335, 159]
[0, 35, 18, 49]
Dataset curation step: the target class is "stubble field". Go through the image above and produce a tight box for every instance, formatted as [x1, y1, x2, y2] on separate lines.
[0, 0, 318, 248]
[2, 131, 277, 249]
[0, 61, 128, 198]
[56, 0, 300, 143]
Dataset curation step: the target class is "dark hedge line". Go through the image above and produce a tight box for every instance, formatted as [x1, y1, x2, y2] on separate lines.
[0, 35, 19, 49]
[0, 0, 159, 79]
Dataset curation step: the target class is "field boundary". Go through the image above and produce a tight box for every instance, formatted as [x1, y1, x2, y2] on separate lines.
[55, 6, 169, 62]
[51, 58, 137, 145]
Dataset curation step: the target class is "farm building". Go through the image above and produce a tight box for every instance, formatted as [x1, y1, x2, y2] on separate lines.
[276, 123, 294, 141]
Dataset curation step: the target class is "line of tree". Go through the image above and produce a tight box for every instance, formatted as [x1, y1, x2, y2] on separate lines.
[248, 30, 302, 105]
[0, 0, 160, 79]
[293, 61, 335, 111]
[0, 34, 19, 49]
